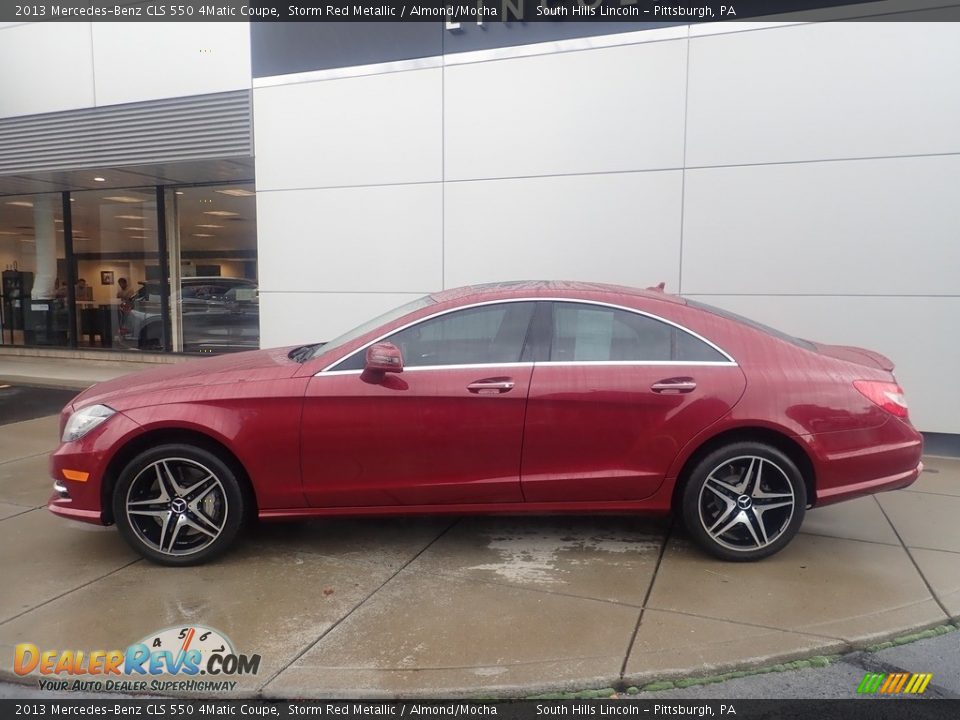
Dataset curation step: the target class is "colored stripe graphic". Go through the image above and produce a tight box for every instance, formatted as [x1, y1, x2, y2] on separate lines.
[857, 672, 932, 694]
[910, 674, 933, 694]
[857, 673, 885, 693]
[892, 673, 909, 693]
[879, 674, 898, 693]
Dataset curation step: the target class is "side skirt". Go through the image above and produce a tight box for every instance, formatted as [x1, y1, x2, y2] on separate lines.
[258, 498, 675, 521]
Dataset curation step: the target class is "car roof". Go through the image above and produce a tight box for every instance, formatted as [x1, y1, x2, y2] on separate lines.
[429, 280, 687, 306]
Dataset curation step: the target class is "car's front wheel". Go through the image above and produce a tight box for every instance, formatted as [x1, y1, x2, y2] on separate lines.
[113, 444, 245, 566]
[681, 442, 806, 561]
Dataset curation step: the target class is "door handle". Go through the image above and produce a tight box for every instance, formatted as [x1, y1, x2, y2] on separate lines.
[467, 378, 515, 394]
[651, 378, 697, 394]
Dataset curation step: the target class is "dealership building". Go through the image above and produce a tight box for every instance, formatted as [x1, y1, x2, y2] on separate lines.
[0, 5, 957, 444]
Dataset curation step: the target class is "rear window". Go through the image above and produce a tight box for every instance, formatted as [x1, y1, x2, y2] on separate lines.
[685, 299, 815, 351]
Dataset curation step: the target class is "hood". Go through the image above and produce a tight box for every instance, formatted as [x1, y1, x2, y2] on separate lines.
[811, 342, 895, 371]
[72, 346, 300, 409]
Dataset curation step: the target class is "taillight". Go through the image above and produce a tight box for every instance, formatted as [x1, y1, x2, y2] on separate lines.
[854, 380, 909, 418]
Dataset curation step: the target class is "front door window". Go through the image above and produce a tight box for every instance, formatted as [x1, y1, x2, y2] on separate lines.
[335, 302, 536, 371]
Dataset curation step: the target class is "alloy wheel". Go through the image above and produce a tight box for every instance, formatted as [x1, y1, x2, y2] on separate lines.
[697, 455, 796, 552]
[124, 457, 228, 557]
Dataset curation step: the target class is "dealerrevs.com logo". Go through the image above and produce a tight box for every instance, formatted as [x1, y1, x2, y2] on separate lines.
[14, 625, 261, 693]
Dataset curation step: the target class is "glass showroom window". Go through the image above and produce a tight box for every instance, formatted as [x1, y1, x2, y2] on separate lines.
[0, 193, 69, 348]
[170, 183, 259, 353]
[70, 188, 162, 350]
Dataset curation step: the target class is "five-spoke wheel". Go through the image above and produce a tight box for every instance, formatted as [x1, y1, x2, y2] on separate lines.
[113, 444, 246, 566]
[681, 442, 806, 561]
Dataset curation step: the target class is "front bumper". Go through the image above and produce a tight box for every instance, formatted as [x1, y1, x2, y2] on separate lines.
[47, 410, 143, 525]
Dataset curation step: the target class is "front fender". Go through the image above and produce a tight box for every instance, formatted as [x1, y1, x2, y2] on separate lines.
[121, 394, 308, 510]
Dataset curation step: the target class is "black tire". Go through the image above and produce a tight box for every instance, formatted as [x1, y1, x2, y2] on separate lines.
[680, 441, 806, 562]
[112, 443, 245, 566]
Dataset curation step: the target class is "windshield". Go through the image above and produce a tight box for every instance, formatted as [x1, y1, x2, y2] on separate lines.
[685, 299, 816, 351]
[307, 295, 436, 361]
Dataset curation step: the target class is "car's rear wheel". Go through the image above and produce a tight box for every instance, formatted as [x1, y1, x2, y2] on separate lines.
[681, 442, 806, 561]
[112, 444, 245, 566]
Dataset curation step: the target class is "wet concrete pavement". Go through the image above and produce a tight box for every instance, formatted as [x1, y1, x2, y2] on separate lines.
[0, 411, 958, 698]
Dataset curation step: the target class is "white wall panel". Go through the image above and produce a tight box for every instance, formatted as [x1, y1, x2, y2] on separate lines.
[91, 22, 250, 107]
[444, 171, 683, 289]
[684, 294, 960, 434]
[686, 22, 960, 166]
[445, 40, 688, 181]
[254, 68, 442, 191]
[0, 23, 95, 118]
[256, 184, 442, 294]
[680, 155, 960, 296]
[259, 291, 426, 348]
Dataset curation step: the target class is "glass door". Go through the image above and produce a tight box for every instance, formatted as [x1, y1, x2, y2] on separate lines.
[69, 188, 161, 350]
[170, 183, 258, 353]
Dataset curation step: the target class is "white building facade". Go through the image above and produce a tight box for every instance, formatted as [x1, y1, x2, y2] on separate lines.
[0, 10, 958, 441]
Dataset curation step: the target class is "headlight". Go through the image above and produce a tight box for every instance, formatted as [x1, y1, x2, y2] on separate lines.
[62, 404, 116, 442]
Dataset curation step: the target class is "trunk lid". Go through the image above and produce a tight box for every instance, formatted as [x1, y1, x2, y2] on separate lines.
[811, 342, 895, 371]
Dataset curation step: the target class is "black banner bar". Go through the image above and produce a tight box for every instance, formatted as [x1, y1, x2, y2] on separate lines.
[3, 0, 959, 23]
[2, 700, 960, 719]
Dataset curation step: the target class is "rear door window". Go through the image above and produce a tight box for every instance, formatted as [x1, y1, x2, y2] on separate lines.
[549, 302, 727, 363]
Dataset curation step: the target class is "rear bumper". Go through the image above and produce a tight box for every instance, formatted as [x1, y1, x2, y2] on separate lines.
[804, 416, 924, 507]
[816, 460, 922, 505]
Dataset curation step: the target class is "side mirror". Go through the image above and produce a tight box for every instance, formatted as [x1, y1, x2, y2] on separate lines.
[364, 342, 404, 374]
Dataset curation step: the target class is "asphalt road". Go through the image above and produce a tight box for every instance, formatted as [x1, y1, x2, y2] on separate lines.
[0, 384, 77, 426]
[636, 629, 960, 700]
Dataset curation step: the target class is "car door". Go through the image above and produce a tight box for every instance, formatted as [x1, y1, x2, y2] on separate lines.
[300, 301, 538, 507]
[520, 301, 747, 502]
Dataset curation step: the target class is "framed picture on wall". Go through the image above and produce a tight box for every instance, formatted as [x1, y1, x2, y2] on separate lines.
[100, 271, 114, 286]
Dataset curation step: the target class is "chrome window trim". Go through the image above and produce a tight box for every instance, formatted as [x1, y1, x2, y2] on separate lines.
[532, 360, 738, 368]
[318, 362, 536, 377]
[317, 297, 737, 375]
[316, 359, 735, 378]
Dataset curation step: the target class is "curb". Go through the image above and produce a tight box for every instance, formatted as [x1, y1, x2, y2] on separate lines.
[527, 623, 960, 700]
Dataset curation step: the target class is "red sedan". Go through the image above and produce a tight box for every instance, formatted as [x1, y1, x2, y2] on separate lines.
[48, 281, 923, 565]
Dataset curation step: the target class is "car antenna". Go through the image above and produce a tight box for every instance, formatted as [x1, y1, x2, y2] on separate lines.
[647, 282, 666, 292]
